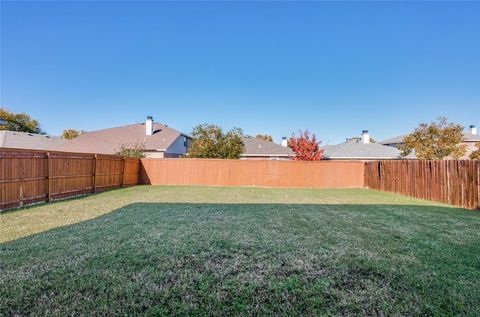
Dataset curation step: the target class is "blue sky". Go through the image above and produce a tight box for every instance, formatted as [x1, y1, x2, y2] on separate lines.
[1, 1, 479, 144]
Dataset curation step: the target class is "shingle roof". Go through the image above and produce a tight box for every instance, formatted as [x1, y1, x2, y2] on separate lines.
[55, 122, 188, 155]
[379, 135, 407, 145]
[379, 132, 480, 145]
[463, 133, 480, 142]
[0, 131, 67, 151]
[241, 136, 294, 157]
[322, 142, 402, 159]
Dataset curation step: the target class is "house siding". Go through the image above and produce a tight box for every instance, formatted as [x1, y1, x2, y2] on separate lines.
[165, 135, 189, 157]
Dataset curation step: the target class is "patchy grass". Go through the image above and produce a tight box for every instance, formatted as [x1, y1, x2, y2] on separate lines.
[1, 187, 479, 316]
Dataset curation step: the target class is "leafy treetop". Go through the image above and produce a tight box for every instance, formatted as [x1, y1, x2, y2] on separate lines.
[188, 123, 245, 159]
[62, 129, 86, 140]
[469, 143, 480, 160]
[289, 130, 324, 161]
[0, 108, 45, 134]
[255, 134, 273, 142]
[399, 117, 466, 160]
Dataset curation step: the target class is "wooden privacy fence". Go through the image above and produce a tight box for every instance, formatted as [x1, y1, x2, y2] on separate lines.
[0, 148, 141, 210]
[141, 158, 365, 188]
[2, 151, 479, 210]
[365, 160, 480, 210]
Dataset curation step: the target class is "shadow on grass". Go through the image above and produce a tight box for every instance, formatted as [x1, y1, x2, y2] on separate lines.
[1, 202, 480, 316]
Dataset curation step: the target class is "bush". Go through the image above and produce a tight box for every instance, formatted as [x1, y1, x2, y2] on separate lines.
[115, 142, 146, 158]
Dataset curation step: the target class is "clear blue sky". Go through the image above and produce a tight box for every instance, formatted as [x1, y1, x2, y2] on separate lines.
[1, 1, 479, 144]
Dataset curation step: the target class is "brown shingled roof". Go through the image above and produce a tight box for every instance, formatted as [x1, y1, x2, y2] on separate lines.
[55, 122, 187, 155]
[0, 131, 67, 151]
[241, 136, 294, 157]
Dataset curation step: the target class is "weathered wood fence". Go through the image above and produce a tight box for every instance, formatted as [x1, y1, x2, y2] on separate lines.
[364, 160, 480, 210]
[0, 148, 141, 210]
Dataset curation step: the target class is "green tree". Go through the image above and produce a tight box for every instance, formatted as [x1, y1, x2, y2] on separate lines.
[115, 142, 146, 158]
[188, 123, 245, 159]
[469, 143, 480, 160]
[62, 129, 86, 139]
[0, 108, 45, 134]
[255, 134, 273, 142]
[399, 117, 466, 159]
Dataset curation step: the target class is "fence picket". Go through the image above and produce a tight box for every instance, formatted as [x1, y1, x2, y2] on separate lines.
[364, 160, 479, 210]
[0, 148, 140, 210]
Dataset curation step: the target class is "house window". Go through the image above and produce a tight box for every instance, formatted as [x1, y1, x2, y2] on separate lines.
[183, 136, 187, 147]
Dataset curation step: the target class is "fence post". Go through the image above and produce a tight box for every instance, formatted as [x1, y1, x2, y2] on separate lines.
[92, 154, 97, 193]
[121, 157, 126, 187]
[46, 153, 51, 202]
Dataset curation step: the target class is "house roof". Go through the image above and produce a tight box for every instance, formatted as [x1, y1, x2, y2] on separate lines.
[55, 122, 188, 155]
[241, 136, 294, 157]
[463, 133, 480, 142]
[378, 135, 407, 145]
[322, 142, 402, 159]
[0, 130, 67, 151]
[379, 132, 480, 145]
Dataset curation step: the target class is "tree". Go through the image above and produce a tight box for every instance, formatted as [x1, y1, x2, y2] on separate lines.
[0, 108, 45, 134]
[255, 134, 273, 142]
[62, 129, 86, 139]
[470, 143, 480, 160]
[346, 136, 376, 143]
[289, 130, 324, 161]
[187, 123, 245, 159]
[115, 142, 146, 158]
[399, 117, 466, 160]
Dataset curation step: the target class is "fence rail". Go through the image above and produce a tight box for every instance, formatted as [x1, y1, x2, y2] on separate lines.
[0, 148, 141, 210]
[364, 160, 480, 210]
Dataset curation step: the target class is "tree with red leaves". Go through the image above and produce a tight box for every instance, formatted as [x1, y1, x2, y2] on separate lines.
[289, 130, 324, 161]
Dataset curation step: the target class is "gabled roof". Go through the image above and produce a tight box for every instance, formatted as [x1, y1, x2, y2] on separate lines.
[0, 131, 67, 151]
[241, 136, 294, 157]
[379, 132, 480, 145]
[322, 142, 402, 159]
[55, 122, 188, 155]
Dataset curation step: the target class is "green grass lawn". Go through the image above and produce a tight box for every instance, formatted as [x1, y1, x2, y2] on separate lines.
[1, 186, 479, 316]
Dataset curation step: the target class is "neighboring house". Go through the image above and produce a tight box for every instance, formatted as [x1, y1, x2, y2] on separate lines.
[240, 136, 294, 160]
[56, 116, 191, 158]
[322, 130, 403, 160]
[0, 130, 67, 151]
[379, 125, 479, 159]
